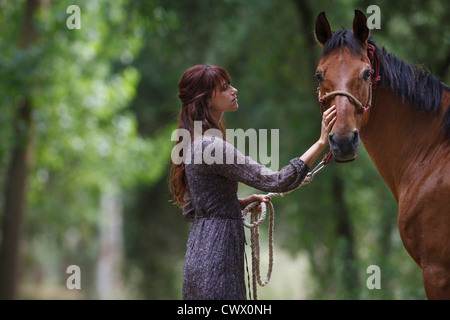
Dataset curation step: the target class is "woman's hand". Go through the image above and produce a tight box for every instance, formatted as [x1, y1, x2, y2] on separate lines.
[300, 105, 337, 167]
[239, 194, 271, 211]
[319, 105, 337, 145]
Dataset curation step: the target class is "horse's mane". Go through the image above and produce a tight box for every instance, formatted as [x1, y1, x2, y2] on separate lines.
[321, 29, 450, 137]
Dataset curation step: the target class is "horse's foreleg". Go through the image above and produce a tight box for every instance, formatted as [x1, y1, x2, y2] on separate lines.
[398, 192, 450, 300]
[423, 265, 450, 299]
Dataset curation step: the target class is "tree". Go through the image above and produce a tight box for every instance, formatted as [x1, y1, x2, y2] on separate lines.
[0, 0, 39, 300]
[0, 0, 170, 299]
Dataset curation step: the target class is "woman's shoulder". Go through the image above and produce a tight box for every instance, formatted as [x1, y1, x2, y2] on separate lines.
[189, 135, 240, 166]
[192, 135, 233, 150]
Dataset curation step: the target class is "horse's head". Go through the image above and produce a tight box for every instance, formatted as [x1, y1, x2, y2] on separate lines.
[315, 10, 373, 162]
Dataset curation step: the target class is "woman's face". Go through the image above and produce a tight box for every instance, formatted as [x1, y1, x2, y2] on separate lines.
[209, 81, 238, 115]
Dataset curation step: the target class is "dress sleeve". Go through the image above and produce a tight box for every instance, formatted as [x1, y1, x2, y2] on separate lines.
[193, 137, 309, 193]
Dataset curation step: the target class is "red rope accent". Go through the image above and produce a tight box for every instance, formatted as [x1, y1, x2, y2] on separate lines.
[360, 106, 369, 115]
[367, 44, 381, 88]
[323, 150, 333, 165]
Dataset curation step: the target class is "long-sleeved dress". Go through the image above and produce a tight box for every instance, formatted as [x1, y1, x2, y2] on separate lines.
[182, 136, 309, 300]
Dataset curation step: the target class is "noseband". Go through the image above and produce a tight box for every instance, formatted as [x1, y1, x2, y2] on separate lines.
[318, 44, 381, 116]
[318, 84, 373, 115]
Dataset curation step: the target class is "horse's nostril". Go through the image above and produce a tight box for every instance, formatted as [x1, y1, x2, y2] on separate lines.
[328, 131, 359, 148]
[329, 134, 335, 145]
[352, 130, 359, 144]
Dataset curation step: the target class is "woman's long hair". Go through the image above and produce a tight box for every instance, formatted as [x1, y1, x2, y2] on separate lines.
[169, 65, 231, 207]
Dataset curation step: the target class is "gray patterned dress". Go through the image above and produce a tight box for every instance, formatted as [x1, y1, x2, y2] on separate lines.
[182, 136, 309, 300]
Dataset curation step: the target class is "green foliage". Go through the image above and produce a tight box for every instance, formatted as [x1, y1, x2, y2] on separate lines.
[1, 0, 446, 299]
[1, 0, 171, 298]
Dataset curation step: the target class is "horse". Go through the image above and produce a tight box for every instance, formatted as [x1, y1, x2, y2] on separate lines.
[314, 10, 450, 299]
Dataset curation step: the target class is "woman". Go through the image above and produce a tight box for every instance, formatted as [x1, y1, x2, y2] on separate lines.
[170, 64, 336, 300]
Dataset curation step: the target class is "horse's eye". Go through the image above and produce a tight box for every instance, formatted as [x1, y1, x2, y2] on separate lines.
[315, 71, 324, 83]
[363, 69, 373, 81]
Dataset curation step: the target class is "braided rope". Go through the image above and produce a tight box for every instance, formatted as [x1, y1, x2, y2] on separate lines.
[242, 155, 331, 299]
[242, 200, 274, 300]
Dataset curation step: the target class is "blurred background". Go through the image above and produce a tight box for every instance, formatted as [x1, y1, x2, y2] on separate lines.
[0, 0, 449, 300]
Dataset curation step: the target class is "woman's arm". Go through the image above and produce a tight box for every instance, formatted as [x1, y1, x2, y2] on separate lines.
[194, 105, 336, 193]
[300, 105, 336, 167]
[237, 108, 335, 210]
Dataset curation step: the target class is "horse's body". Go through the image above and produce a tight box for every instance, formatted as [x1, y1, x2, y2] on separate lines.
[363, 87, 450, 299]
[315, 10, 450, 299]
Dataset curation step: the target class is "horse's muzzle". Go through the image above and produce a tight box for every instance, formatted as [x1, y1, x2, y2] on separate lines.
[329, 130, 359, 162]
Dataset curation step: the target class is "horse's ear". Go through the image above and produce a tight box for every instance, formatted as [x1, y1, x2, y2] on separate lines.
[352, 9, 369, 44]
[315, 12, 332, 46]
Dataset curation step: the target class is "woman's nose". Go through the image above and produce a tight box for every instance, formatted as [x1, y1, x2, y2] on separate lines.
[231, 86, 238, 94]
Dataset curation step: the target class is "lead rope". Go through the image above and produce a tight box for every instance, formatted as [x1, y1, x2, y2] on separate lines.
[242, 152, 332, 300]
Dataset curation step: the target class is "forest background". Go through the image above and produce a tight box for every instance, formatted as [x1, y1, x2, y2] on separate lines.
[0, 0, 449, 300]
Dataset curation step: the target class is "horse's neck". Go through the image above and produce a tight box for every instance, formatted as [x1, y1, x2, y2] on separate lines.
[360, 87, 446, 202]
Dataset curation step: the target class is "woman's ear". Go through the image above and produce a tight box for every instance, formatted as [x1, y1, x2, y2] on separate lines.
[207, 95, 212, 108]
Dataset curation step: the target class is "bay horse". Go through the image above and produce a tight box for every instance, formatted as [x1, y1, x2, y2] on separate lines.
[314, 10, 450, 299]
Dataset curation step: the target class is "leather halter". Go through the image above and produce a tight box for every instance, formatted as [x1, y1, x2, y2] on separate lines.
[318, 43, 381, 116]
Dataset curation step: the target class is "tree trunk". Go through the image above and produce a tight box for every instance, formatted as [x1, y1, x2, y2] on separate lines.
[332, 172, 359, 298]
[292, 0, 320, 92]
[95, 192, 124, 299]
[0, 0, 38, 300]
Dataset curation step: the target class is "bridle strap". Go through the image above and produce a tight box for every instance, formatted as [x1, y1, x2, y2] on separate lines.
[319, 90, 363, 108]
[318, 82, 373, 115]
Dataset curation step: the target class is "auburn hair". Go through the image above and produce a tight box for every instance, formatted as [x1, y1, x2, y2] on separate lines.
[169, 65, 231, 207]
